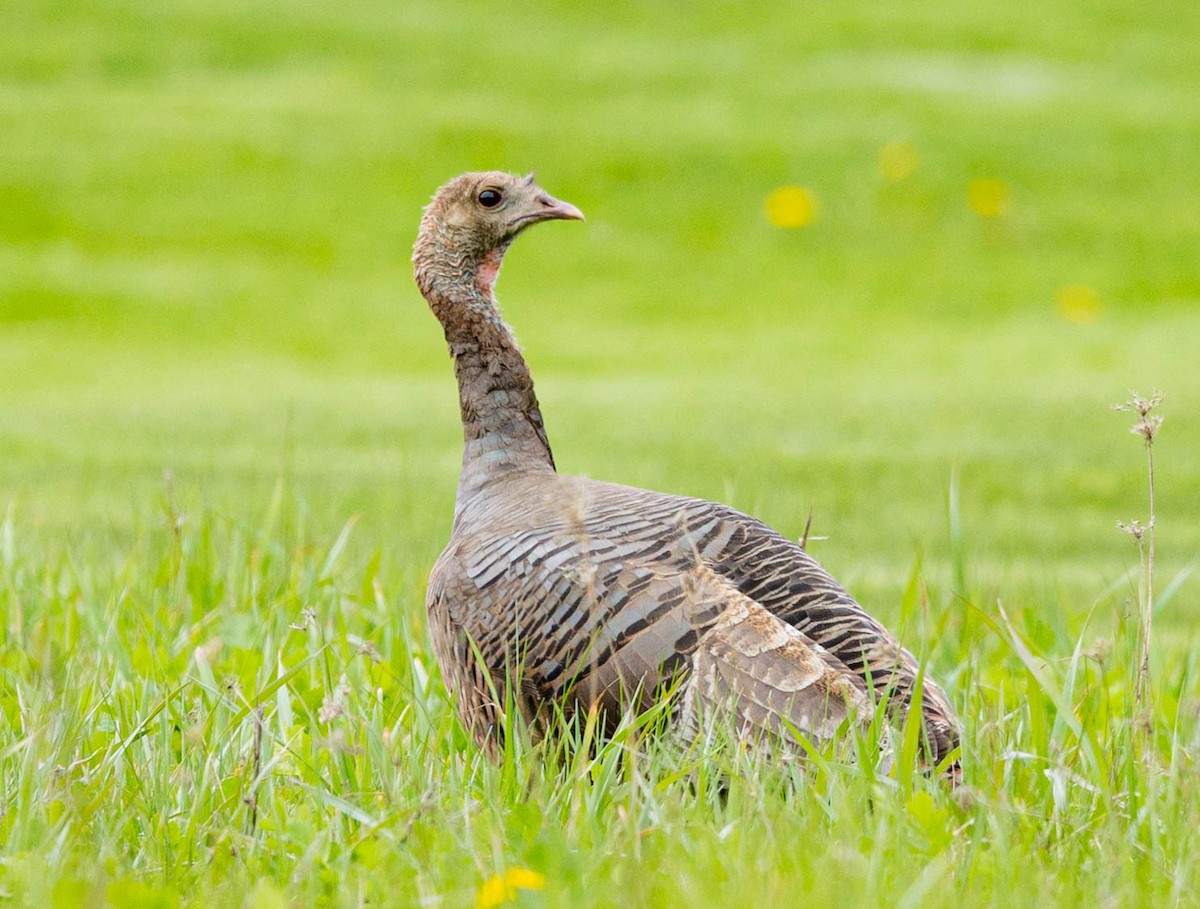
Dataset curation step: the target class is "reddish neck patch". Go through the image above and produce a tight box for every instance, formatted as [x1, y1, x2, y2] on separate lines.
[475, 248, 504, 296]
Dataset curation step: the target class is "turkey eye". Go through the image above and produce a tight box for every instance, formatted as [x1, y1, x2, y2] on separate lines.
[478, 189, 502, 208]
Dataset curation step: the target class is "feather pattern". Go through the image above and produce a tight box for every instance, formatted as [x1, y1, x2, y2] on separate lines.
[428, 475, 957, 763]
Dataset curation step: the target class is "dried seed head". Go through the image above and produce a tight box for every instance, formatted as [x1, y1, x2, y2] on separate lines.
[1083, 637, 1111, 663]
[1116, 519, 1147, 543]
[1113, 389, 1164, 417]
[318, 694, 345, 724]
[1130, 414, 1163, 443]
[1114, 390, 1164, 445]
[318, 678, 352, 723]
[289, 608, 317, 631]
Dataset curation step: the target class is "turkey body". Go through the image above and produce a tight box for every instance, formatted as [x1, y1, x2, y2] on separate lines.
[414, 171, 960, 768]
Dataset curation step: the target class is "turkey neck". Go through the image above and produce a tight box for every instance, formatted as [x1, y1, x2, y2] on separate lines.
[415, 244, 556, 522]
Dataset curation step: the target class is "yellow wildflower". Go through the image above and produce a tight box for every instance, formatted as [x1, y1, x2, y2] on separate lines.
[1055, 284, 1101, 324]
[765, 185, 818, 228]
[476, 868, 545, 908]
[476, 876, 509, 909]
[967, 178, 1010, 218]
[504, 869, 545, 891]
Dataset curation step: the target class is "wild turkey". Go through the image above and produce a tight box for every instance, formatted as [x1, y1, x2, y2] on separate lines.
[412, 171, 960, 768]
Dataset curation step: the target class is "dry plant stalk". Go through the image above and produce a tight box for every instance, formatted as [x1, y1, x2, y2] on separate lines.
[1113, 390, 1163, 722]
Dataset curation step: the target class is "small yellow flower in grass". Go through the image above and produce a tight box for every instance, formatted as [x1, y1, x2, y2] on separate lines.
[1055, 284, 1102, 324]
[476, 868, 545, 908]
[765, 185, 818, 228]
[476, 876, 509, 909]
[504, 868, 545, 890]
[967, 178, 1010, 218]
[879, 140, 918, 181]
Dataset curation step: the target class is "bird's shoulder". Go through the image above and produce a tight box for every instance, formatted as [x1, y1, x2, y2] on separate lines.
[443, 471, 828, 593]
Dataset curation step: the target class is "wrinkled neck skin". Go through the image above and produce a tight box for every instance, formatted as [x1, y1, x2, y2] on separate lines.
[414, 223, 556, 527]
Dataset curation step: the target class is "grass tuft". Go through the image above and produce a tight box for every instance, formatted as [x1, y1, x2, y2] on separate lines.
[1, 483, 1198, 906]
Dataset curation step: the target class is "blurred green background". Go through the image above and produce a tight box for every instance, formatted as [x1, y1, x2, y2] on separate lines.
[2, 0, 1197, 609]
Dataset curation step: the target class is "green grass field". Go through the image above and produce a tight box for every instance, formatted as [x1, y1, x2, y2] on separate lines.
[3, 1, 1200, 905]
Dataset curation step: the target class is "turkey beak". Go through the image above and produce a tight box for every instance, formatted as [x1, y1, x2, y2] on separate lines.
[532, 192, 585, 223]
